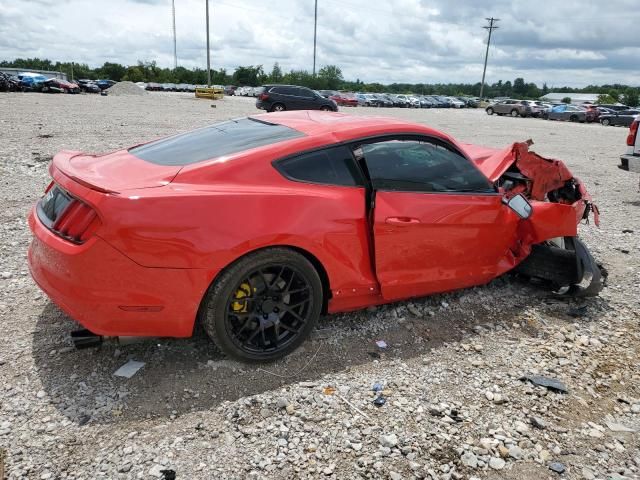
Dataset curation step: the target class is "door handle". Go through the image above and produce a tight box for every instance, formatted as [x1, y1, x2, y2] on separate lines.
[385, 216, 421, 225]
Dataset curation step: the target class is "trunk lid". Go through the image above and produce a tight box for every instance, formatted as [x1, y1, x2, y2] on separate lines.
[53, 149, 181, 193]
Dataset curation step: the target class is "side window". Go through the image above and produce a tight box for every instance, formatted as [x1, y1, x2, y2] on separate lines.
[277, 146, 363, 187]
[275, 86, 293, 95]
[359, 139, 494, 193]
[296, 87, 315, 99]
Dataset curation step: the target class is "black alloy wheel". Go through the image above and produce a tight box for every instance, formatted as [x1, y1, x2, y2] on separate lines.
[201, 248, 323, 362]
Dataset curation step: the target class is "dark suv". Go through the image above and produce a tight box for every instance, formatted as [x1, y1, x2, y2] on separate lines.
[256, 85, 338, 112]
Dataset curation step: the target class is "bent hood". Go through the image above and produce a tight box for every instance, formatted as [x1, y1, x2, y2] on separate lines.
[462, 142, 518, 182]
[52, 149, 181, 193]
[463, 141, 576, 198]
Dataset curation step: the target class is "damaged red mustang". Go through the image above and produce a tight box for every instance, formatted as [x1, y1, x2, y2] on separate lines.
[28, 112, 604, 361]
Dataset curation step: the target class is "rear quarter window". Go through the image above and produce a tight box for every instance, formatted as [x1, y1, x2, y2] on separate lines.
[276, 146, 363, 187]
[129, 118, 304, 166]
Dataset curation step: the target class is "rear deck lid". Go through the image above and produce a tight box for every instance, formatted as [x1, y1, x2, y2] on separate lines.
[55, 149, 181, 193]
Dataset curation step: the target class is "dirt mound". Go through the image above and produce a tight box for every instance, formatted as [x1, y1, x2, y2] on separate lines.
[107, 81, 146, 96]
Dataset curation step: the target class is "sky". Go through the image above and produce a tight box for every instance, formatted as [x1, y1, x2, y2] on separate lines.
[1, 0, 639, 87]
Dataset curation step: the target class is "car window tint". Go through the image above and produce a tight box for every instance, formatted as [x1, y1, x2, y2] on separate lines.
[361, 140, 494, 193]
[274, 86, 292, 95]
[130, 118, 305, 166]
[277, 146, 363, 187]
[298, 88, 315, 98]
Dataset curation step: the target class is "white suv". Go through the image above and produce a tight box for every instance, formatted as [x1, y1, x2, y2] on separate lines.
[620, 119, 640, 173]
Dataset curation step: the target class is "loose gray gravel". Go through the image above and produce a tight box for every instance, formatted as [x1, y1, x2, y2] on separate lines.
[0, 92, 639, 479]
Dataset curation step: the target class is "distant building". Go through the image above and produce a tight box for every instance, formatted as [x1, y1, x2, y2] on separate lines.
[539, 92, 600, 104]
[0, 67, 67, 81]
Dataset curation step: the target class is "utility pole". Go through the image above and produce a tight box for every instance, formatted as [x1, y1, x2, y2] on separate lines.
[205, 0, 211, 87]
[172, 0, 177, 70]
[312, 0, 318, 76]
[479, 17, 499, 100]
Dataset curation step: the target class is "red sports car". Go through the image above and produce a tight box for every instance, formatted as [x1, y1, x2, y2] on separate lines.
[28, 112, 603, 361]
[329, 93, 358, 107]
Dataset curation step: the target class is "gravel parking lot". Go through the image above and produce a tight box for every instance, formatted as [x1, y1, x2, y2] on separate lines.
[1, 92, 639, 480]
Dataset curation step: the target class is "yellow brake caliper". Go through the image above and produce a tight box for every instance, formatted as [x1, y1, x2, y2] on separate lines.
[231, 283, 253, 313]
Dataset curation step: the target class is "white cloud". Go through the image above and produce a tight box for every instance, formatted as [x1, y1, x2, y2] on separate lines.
[0, 0, 639, 86]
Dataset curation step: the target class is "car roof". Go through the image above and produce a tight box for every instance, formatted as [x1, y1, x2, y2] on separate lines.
[249, 111, 444, 140]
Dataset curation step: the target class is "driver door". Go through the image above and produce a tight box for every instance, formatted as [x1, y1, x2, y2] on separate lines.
[359, 137, 521, 301]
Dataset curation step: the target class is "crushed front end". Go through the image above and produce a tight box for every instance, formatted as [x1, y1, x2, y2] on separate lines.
[495, 142, 605, 297]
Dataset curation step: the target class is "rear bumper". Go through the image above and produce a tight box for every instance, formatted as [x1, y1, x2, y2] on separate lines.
[28, 207, 211, 337]
[619, 154, 640, 173]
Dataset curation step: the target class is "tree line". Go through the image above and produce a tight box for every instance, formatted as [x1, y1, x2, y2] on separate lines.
[1, 57, 638, 105]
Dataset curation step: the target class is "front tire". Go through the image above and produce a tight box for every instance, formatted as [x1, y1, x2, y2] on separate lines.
[320, 105, 332, 111]
[601, 118, 610, 126]
[486, 107, 494, 115]
[510, 109, 519, 117]
[201, 248, 323, 362]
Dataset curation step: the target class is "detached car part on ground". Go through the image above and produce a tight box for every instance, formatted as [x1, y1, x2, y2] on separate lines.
[28, 112, 604, 362]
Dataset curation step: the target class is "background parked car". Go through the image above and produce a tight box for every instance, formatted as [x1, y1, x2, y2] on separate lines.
[41, 78, 80, 94]
[318, 90, 339, 98]
[426, 95, 449, 108]
[598, 104, 629, 112]
[600, 109, 640, 127]
[544, 104, 589, 122]
[521, 100, 544, 117]
[77, 79, 100, 93]
[96, 79, 116, 90]
[0, 72, 21, 91]
[256, 84, 338, 112]
[17, 73, 47, 91]
[329, 92, 358, 107]
[447, 97, 465, 108]
[392, 95, 411, 108]
[486, 99, 533, 117]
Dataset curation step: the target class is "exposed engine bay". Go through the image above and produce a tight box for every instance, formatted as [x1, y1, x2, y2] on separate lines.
[494, 141, 605, 296]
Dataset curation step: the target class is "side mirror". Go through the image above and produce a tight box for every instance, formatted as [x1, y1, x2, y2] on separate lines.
[504, 194, 533, 219]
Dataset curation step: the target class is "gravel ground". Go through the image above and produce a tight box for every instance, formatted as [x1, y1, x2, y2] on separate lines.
[1, 92, 639, 480]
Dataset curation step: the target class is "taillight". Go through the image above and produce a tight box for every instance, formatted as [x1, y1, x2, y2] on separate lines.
[627, 120, 639, 146]
[259, 93, 269, 101]
[52, 198, 101, 244]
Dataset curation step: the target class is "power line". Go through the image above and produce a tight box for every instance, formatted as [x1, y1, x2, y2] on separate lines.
[480, 17, 499, 99]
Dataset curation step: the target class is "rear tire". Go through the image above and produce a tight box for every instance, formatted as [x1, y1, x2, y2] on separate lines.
[271, 103, 285, 112]
[601, 118, 610, 126]
[569, 115, 578, 122]
[201, 248, 323, 362]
